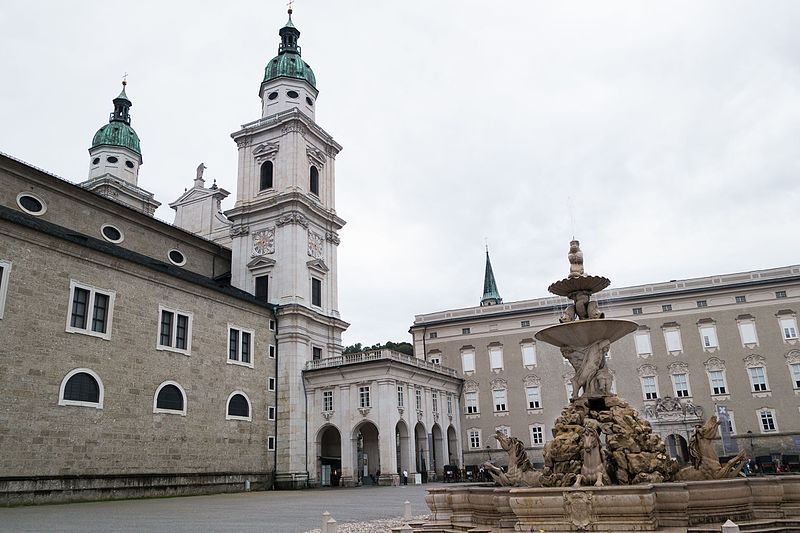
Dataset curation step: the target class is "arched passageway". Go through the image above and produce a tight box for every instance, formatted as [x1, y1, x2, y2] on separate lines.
[354, 421, 380, 485]
[396, 420, 410, 476]
[318, 425, 342, 486]
[432, 424, 444, 476]
[447, 425, 458, 467]
[666, 433, 689, 465]
[415, 422, 428, 481]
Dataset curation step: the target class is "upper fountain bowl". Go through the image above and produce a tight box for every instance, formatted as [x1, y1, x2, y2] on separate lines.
[548, 275, 610, 297]
[535, 319, 638, 348]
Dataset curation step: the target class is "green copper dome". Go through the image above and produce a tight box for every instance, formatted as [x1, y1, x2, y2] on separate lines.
[262, 10, 316, 89]
[90, 84, 142, 156]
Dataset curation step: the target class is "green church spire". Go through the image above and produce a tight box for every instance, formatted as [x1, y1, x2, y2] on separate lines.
[480, 248, 502, 307]
[91, 79, 141, 155]
[262, 7, 316, 90]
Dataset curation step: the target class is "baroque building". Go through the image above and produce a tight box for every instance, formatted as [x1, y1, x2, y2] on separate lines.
[410, 254, 800, 468]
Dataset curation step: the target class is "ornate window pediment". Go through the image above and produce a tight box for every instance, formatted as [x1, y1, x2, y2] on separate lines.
[523, 374, 541, 386]
[306, 145, 327, 167]
[464, 380, 479, 392]
[704, 356, 726, 371]
[253, 142, 279, 159]
[785, 349, 800, 365]
[306, 259, 329, 274]
[743, 354, 766, 368]
[489, 378, 507, 389]
[638, 364, 657, 377]
[667, 361, 689, 374]
[247, 256, 276, 270]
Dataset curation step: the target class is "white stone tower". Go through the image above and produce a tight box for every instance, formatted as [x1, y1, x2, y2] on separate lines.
[226, 8, 348, 489]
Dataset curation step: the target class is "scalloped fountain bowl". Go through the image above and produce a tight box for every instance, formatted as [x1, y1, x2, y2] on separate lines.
[535, 318, 638, 348]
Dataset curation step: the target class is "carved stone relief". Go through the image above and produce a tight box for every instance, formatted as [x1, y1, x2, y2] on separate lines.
[668, 361, 689, 374]
[230, 225, 250, 238]
[523, 374, 542, 387]
[637, 364, 657, 377]
[307, 230, 324, 259]
[704, 357, 726, 371]
[275, 212, 308, 228]
[325, 231, 340, 245]
[743, 354, 766, 368]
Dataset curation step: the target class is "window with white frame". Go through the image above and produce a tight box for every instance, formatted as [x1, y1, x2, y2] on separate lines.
[708, 370, 727, 395]
[226, 391, 252, 421]
[59, 368, 104, 409]
[268, 377, 275, 391]
[428, 353, 441, 365]
[496, 425, 510, 437]
[530, 424, 544, 447]
[776, 291, 787, 299]
[521, 343, 536, 366]
[780, 316, 798, 340]
[157, 306, 192, 354]
[641, 376, 658, 400]
[699, 324, 718, 349]
[748, 366, 769, 392]
[432, 391, 439, 413]
[758, 409, 777, 432]
[447, 394, 453, 415]
[663, 327, 683, 352]
[228, 325, 254, 367]
[465, 391, 479, 414]
[634, 330, 652, 356]
[493, 388, 507, 412]
[268, 406, 275, 420]
[468, 429, 481, 449]
[415, 388, 423, 411]
[461, 349, 475, 373]
[735, 295, 747, 304]
[526, 386, 541, 409]
[269, 345, 276, 358]
[323, 390, 333, 412]
[359, 385, 371, 408]
[66, 280, 115, 339]
[462, 327, 471, 335]
[397, 385, 405, 408]
[790, 362, 800, 389]
[671, 373, 690, 397]
[489, 346, 504, 371]
[267, 436, 275, 450]
[738, 320, 758, 346]
[0, 260, 11, 319]
[153, 381, 187, 415]
[521, 320, 531, 327]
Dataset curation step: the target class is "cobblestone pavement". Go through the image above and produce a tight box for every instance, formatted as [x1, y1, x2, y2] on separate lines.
[0, 483, 433, 533]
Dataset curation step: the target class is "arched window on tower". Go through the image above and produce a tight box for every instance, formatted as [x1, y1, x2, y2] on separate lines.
[309, 165, 319, 196]
[260, 161, 274, 191]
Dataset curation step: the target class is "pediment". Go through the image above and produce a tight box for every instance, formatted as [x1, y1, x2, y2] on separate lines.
[306, 259, 329, 273]
[253, 142, 280, 159]
[247, 256, 276, 270]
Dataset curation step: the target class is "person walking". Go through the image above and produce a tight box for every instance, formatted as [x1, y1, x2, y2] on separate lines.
[402, 469, 408, 485]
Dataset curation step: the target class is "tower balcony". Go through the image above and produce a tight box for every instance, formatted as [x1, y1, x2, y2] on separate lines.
[304, 348, 458, 378]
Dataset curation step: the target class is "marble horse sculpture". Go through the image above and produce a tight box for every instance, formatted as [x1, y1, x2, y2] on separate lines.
[676, 416, 747, 481]
[483, 431, 543, 487]
[573, 425, 610, 487]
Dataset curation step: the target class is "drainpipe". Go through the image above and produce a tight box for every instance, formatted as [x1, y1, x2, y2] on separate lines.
[303, 357, 309, 488]
[421, 326, 427, 361]
[271, 308, 279, 490]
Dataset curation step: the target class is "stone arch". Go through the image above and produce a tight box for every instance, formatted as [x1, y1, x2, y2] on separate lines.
[414, 421, 428, 480]
[395, 419, 411, 476]
[432, 423, 444, 477]
[317, 424, 342, 486]
[447, 425, 459, 467]
[353, 420, 380, 485]
[666, 433, 689, 465]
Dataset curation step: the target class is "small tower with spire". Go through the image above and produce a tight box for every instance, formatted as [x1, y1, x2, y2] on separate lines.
[480, 247, 503, 307]
[82, 79, 160, 215]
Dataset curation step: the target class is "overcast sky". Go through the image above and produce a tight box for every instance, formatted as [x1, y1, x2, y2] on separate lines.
[2, 1, 799, 347]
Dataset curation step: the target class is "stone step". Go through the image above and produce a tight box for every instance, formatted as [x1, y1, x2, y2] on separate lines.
[688, 519, 800, 533]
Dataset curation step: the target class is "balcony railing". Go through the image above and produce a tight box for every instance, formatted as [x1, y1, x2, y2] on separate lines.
[304, 349, 458, 378]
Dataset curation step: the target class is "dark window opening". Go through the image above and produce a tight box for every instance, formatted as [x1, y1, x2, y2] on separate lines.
[70, 288, 89, 329]
[92, 157, 100, 165]
[287, 90, 299, 99]
[175, 314, 188, 350]
[102, 225, 122, 242]
[260, 161, 274, 190]
[255, 276, 269, 302]
[91, 293, 109, 333]
[228, 394, 249, 417]
[125, 160, 134, 169]
[18, 195, 44, 213]
[229, 329, 239, 360]
[64, 373, 100, 403]
[107, 156, 118, 164]
[160, 310, 174, 347]
[311, 278, 322, 307]
[309, 165, 319, 195]
[306, 97, 313, 106]
[168, 250, 185, 265]
[313, 347, 322, 360]
[241, 332, 251, 364]
[156, 385, 184, 411]
[268, 91, 278, 100]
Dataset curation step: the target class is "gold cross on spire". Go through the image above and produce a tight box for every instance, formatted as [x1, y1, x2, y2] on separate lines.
[287, 0, 294, 14]
[122, 72, 128, 86]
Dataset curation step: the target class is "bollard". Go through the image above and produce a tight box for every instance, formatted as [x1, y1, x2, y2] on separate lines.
[245, 479, 251, 491]
[321, 511, 331, 533]
[326, 517, 337, 533]
[721, 519, 740, 533]
[403, 500, 412, 520]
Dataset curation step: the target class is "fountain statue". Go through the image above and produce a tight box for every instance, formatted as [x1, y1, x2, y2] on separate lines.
[482, 431, 543, 487]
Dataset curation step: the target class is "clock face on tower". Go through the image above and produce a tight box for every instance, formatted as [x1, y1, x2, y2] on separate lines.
[252, 228, 275, 256]
[307, 230, 323, 259]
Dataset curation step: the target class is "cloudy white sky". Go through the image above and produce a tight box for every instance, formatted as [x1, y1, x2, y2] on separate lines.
[2, 1, 799, 347]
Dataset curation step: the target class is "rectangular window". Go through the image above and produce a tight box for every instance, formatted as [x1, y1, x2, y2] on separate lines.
[634, 331, 652, 355]
[530, 425, 544, 447]
[157, 307, 192, 353]
[789, 363, 800, 389]
[160, 310, 173, 347]
[429, 332, 437, 339]
[496, 426, 510, 437]
[66, 281, 115, 339]
[311, 277, 322, 307]
[780, 317, 798, 340]
[429, 355, 441, 365]
[359, 385, 371, 408]
[664, 329, 683, 352]
[312, 346, 322, 360]
[493, 389, 507, 412]
[521, 320, 531, 327]
[696, 300, 708, 308]
[672, 373, 690, 397]
[776, 290, 787, 299]
[268, 406, 275, 420]
[415, 388, 423, 411]
[642, 376, 658, 400]
[462, 327, 471, 335]
[632, 307, 643, 315]
[700, 326, 718, 349]
[269, 319, 276, 331]
[462, 350, 475, 373]
[267, 436, 275, 451]
[269, 345, 276, 358]
[432, 391, 439, 413]
[465, 391, 479, 414]
[748, 367, 768, 392]
[489, 346, 503, 370]
[709, 370, 727, 395]
[521, 344, 536, 366]
[0, 260, 11, 319]
[268, 377, 275, 391]
[469, 430, 481, 449]
[255, 275, 269, 302]
[228, 325, 253, 366]
[526, 386, 541, 409]
[323, 390, 333, 412]
[662, 304, 672, 312]
[397, 385, 404, 408]
[735, 295, 747, 304]
[759, 410, 777, 432]
[739, 322, 758, 345]
[447, 394, 453, 415]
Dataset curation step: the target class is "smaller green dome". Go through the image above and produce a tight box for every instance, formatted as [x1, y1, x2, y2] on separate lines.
[92, 122, 141, 155]
[263, 53, 316, 88]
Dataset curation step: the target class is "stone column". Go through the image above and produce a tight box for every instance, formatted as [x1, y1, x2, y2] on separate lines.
[378, 379, 397, 486]
[338, 385, 355, 487]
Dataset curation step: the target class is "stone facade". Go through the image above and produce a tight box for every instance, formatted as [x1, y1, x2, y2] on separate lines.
[411, 265, 800, 467]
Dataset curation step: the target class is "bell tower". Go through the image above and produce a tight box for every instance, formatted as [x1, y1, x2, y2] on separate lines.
[225, 8, 348, 489]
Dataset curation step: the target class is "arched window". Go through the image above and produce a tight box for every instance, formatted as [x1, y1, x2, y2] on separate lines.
[154, 381, 187, 415]
[309, 165, 319, 196]
[59, 368, 104, 408]
[260, 161, 273, 190]
[226, 391, 252, 421]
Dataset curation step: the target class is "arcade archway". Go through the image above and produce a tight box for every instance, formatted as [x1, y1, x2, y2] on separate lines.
[354, 421, 380, 485]
[318, 425, 342, 486]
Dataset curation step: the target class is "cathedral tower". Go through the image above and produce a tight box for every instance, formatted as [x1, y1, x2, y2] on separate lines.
[226, 9, 348, 489]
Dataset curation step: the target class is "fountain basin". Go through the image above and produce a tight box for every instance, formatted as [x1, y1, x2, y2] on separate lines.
[535, 318, 638, 347]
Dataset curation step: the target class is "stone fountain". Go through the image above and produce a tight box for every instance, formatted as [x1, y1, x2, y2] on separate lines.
[421, 241, 800, 532]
